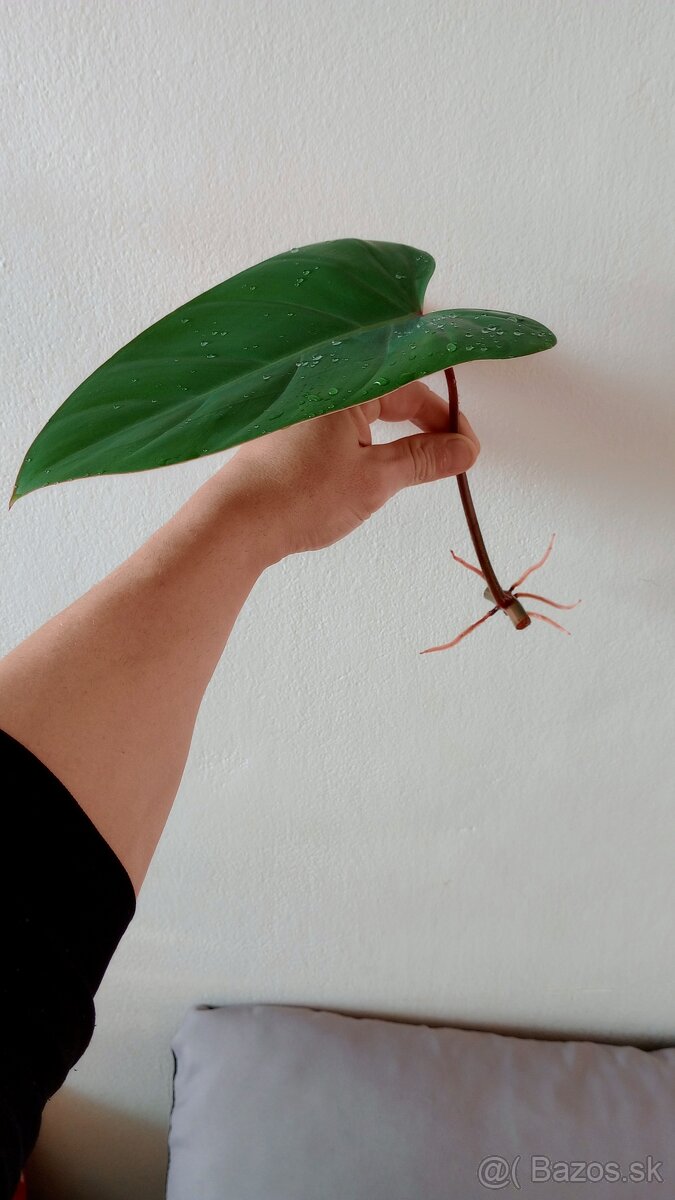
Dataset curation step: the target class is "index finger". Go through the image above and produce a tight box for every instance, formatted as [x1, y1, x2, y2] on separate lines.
[360, 381, 480, 450]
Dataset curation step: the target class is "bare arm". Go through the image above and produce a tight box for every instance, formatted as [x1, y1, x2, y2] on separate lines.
[0, 463, 282, 895]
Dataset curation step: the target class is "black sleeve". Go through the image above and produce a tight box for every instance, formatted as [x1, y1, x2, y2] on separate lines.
[0, 726, 137, 1199]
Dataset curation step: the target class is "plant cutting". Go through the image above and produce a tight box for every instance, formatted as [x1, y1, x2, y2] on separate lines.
[9, 237, 578, 652]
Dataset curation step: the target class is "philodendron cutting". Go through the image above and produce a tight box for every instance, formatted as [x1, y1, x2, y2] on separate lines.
[9, 237, 579, 652]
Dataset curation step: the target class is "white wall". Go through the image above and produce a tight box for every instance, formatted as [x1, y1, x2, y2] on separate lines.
[2, 1, 674, 1196]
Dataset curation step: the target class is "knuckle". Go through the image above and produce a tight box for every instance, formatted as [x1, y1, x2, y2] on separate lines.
[406, 437, 436, 484]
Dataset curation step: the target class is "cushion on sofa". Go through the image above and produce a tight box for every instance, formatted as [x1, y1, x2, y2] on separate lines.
[166, 1004, 674, 1199]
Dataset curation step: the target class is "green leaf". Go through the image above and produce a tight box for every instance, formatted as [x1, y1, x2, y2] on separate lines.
[9, 239, 556, 507]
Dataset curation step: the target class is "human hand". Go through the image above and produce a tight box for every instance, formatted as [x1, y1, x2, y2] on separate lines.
[227, 380, 480, 562]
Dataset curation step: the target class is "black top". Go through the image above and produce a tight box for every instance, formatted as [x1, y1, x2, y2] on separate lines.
[0, 726, 137, 1198]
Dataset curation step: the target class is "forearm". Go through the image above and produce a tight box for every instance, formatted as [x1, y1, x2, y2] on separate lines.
[0, 460, 283, 895]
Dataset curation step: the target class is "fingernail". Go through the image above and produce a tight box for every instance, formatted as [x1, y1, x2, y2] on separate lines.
[460, 415, 480, 451]
[447, 435, 477, 473]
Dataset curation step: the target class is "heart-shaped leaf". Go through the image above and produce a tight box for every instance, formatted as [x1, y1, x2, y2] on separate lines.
[9, 239, 556, 507]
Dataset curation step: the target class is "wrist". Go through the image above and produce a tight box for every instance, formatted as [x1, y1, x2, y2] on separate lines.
[187, 459, 290, 573]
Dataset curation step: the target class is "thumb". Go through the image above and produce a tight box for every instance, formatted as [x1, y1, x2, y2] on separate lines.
[371, 431, 479, 498]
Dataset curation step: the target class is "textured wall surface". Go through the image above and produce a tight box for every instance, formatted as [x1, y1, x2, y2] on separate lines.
[2, 1, 674, 1196]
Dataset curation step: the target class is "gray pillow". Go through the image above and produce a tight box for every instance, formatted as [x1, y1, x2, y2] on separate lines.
[166, 1004, 674, 1198]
